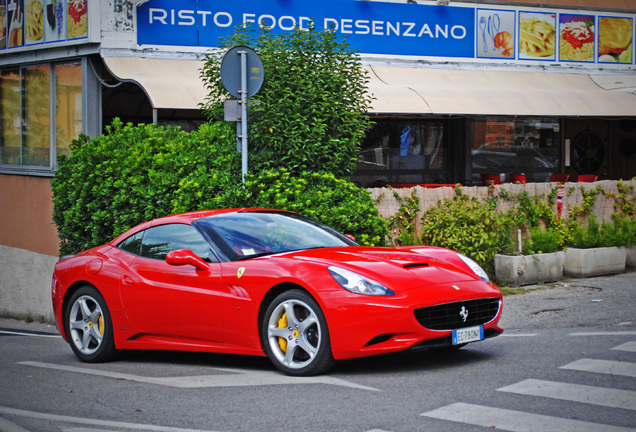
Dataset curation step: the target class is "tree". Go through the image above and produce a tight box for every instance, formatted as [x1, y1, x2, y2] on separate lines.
[200, 24, 374, 178]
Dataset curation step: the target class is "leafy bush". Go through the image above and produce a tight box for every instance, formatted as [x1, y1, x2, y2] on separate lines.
[522, 228, 560, 255]
[240, 169, 388, 246]
[420, 191, 514, 275]
[569, 215, 636, 248]
[201, 24, 373, 178]
[52, 119, 241, 256]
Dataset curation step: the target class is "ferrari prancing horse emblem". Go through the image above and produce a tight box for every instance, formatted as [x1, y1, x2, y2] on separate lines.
[459, 306, 469, 322]
[237, 267, 245, 278]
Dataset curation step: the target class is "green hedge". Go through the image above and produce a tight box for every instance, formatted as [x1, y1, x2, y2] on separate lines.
[52, 119, 242, 256]
[241, 169, 388, 246]
[52, 120, 388, 256]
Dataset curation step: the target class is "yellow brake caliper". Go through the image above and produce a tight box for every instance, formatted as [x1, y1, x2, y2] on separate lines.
[277, 312, 287, 353]
[98, 315, 104, 335]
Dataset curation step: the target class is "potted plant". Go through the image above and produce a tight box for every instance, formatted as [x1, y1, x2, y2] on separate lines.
[495, 228, 565, 286]
[563, 216, 632, 278]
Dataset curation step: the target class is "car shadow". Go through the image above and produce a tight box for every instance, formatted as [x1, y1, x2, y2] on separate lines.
[333, 346, 496, 376]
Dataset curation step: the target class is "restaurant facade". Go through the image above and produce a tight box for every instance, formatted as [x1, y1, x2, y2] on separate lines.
[0, 0, 635, 319]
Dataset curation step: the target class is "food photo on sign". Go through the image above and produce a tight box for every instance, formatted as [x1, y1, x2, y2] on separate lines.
[7, 0, 23, 47]
[476, 9, 515, 59]
[598, 16, 633, 63]
[66, 0, 86, 39]
[559, 14, 595, 62]
[25, 0, 44, 45]
[0, 2, 6, 48]
[518, 12, 556, 60]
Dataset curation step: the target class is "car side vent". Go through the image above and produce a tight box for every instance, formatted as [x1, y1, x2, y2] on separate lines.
[403, 262, 429, 269]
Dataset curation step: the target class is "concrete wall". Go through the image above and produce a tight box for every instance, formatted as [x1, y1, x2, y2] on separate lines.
[371, 180, 636, 236]
[0, 245, 57, 322]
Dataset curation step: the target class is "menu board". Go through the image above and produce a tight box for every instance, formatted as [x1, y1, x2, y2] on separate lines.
[0, 0, 87, 50]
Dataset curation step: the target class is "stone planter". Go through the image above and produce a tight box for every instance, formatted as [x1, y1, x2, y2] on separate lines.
[564, 247, 626, 278]
[622, 245, 636, 269]
[494, 251, 565, 286]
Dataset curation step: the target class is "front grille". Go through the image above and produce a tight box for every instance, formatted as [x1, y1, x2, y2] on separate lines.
[414, 298, 501, 330]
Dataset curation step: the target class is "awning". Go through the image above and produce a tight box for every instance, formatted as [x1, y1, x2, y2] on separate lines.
[365, 65, 636, 117]
[102, 57, 207, 110]
[101, 56, 636, 117]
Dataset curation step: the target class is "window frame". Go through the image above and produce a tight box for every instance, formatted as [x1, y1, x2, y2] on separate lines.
[0, 58, 89, 177]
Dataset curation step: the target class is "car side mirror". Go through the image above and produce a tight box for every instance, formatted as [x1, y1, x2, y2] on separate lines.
[166, 249, 210, 271]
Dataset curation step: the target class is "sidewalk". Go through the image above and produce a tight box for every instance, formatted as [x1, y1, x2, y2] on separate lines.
[0, 317, 60, 336]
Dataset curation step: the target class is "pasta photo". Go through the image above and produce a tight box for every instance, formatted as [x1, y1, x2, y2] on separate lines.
[25, 0, 44, 44]
[559, 15, 595, 62]
[67, 0, 87, 39]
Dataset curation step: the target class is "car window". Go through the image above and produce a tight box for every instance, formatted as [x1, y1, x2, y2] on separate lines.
[195, 211, 353, 261]
[118, 232, 144, 256]
[138, 224, 212, 261]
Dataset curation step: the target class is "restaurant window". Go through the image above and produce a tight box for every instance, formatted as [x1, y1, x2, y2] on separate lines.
[471, 117, 561, 184]
[353, 119, 448, 187]
[0, 61, 82, 173]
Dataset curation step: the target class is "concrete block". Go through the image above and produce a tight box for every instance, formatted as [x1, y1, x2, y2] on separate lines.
[494, 251, 565, 286]
[564, 247, 626, 278]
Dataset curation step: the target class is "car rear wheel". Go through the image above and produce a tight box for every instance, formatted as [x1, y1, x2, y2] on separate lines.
[66, 286, 116, 362]
[263, 290, 334, 376]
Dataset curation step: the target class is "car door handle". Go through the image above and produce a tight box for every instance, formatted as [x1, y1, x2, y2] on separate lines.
[121, 275, 135, 286]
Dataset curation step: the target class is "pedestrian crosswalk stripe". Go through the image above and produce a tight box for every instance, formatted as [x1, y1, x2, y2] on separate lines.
[613, 341, 636, 353]
[561, 358, 636, 378]
[421, 402, 636, 432]
[570, 331, 636, 336]
[498, 379, 636, 411]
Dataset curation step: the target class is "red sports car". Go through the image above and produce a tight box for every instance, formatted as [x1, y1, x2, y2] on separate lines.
[52, 209, 503, 375]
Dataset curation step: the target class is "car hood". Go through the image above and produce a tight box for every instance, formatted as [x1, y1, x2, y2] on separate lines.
[280, 246, 482, 291]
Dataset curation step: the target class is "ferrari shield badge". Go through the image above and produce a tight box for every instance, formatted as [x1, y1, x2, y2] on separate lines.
[237, 267, 246, 279]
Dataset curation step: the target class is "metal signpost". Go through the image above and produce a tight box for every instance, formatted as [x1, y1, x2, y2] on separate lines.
[220, 46, 264, 183]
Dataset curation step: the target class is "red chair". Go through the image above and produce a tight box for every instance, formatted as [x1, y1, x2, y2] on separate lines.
[481, 173, 501, 186]
[509, 174, 527, 184]
[577, 174, 598, 182]
[550, 173, 570, 183]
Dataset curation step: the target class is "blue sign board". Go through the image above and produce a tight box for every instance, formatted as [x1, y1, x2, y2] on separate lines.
[137, 0, 636, 67]
[137, 0, 475, 58]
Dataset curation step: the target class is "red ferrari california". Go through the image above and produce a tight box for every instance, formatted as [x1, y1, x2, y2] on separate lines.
[52, 209, 503, 375]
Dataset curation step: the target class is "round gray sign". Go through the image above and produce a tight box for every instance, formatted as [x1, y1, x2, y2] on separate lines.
[220, 46, 264, 98]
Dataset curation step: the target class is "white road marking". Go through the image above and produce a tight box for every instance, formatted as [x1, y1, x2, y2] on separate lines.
[498, 379, 636, 411]
[0, 330, 61, 339]
[0, 405, 220, 432]
[18, 361, 379, 391]
[570, 331, 636, 336]
[613, 341, 636, 353]
[421, 402, 636, 432]
[560, 358, 636, 378]
[0, 416, 31, 432]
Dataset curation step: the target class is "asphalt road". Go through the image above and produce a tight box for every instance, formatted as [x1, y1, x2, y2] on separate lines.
[0, 271, 634, 432]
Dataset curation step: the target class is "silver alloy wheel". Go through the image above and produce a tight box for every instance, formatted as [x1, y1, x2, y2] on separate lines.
[266, 298, 321, 370]
[68, 294, 105, 355]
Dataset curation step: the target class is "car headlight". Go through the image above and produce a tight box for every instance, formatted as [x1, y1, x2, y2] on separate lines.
[328, 266, 395, 296]
[457, 253, 490, 282]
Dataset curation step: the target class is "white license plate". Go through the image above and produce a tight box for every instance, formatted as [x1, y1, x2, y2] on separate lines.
[452, 326, 484, 345]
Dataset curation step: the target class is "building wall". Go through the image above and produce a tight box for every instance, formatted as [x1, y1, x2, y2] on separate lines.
[0, 174, 59, 321]
[0, 175, 59, 256]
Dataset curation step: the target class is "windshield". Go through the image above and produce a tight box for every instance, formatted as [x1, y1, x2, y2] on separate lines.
[194, 211, 355, 261]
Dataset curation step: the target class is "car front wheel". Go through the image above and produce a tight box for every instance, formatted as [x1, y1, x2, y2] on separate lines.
[263, 290, 334, 376]
[65, 286, 116, 362]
